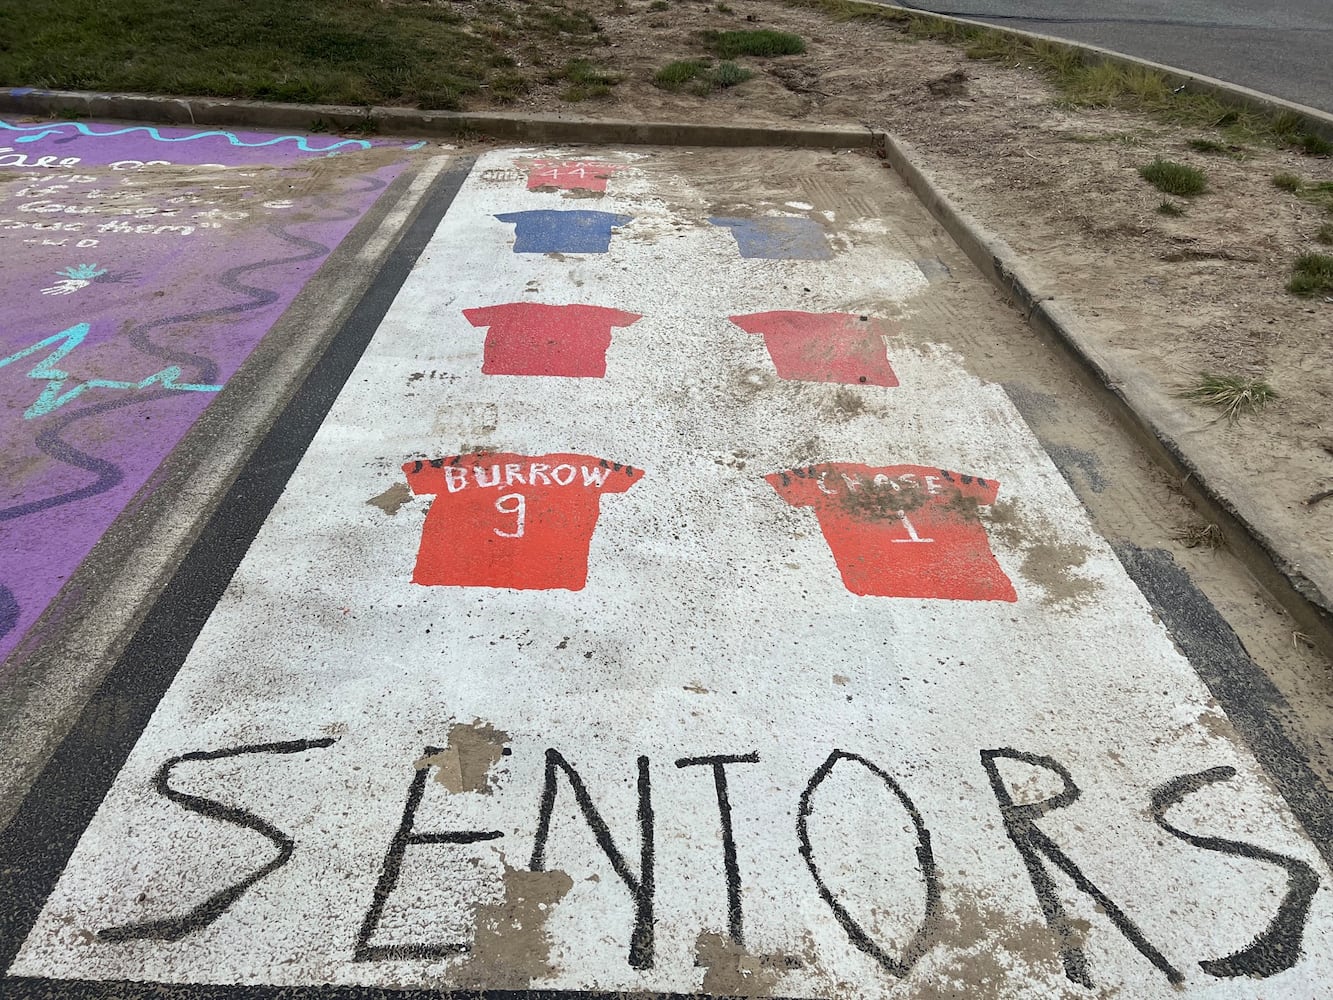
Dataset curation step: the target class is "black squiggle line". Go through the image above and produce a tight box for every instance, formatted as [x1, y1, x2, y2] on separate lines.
[0, 175, 387, 526]
[0, 584, 19, 641]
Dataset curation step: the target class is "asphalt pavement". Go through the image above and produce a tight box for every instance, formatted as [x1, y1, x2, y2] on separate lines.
[893, 0, 1333, 113]
[4, 132, 1333, 998]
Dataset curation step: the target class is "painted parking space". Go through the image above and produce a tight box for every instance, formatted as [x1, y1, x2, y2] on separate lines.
[0, 119, 424, 666]
[4, 147, 1331, 998]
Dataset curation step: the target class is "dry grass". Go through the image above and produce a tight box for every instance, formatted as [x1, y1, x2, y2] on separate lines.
[1181, 373, 1278, 420]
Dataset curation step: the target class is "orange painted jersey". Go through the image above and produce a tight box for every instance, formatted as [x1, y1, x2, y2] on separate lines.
[766, 463, 1016, 602]
[404, 452, 641, 591]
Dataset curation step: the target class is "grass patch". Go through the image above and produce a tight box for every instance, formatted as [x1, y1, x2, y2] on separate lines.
[1156, 200, 1184, 216]
[648, 0, 669, 10]
[1187, 137, 1247, 159]
[653, 58, 752, 94]
[1296, 133, 1333, 157]
[1288, 253, 1333, 297]
[654, 59, 709, 90]
[1181, 373, 1277, 421]
[0, 0, 605, 108]
[1139, 159, 1207, 197]
[704, 28, 806, 57]
[1272, 173, 1303, 192]
[1317, 223, 1333, 246]
[488, 70, 531, 103]
[550, 59, 622, 101]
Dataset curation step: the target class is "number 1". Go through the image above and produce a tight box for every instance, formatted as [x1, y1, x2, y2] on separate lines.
[891, 509, 933, 543]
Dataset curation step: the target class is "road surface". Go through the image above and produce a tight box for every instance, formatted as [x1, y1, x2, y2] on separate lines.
[894, 0, 1333, 114]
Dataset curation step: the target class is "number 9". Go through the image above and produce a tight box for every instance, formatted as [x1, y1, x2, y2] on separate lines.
[494, 492, 526, 538]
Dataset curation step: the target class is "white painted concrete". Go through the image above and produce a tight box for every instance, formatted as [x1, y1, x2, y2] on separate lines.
[11, 148, 1332, 998]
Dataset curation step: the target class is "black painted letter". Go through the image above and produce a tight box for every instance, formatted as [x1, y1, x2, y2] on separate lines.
[797, 750, 940, 976]
[99, 738, 337, 942]
[1151, 765, 1319, 979]
[354, 746, 503, 961]
[980, 748, 1182, 987]
[530, 749, 654, 968]
[676, 752, 759, 945]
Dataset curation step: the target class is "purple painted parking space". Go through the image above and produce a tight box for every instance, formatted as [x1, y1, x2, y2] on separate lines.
[0, 119, 420, 666]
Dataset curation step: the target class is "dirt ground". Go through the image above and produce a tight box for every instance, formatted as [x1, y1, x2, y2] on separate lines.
[452, 0, 1333, 617]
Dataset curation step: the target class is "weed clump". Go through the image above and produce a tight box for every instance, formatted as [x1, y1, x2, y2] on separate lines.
[1181, 373, 1277, 420]
[1296, 133, 1333, 157]
[653, 58, 752, 93]
[1156, 200, 1184, 216]
[1317, 223, 1333, 246]
[1272, 173, 1302, 192]
[1139, 159, 1207, 196]
[704, 29, 806, 57]
[1287, 253, 1333, 297]
[551, 59, 622, 101]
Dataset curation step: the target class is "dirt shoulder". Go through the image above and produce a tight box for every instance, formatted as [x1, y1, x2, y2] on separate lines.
[449, 0, 1333, 620]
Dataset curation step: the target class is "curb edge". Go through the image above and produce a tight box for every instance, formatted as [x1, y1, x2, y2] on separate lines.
[875, 129, 1333, 645]
[0, 89, 878, 149]
[863, 0, 1333, 140]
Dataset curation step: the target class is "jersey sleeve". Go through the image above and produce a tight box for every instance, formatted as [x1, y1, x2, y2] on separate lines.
[594, 459, 643, 495]
[728, 311, 770, 336]
[493, 212, 523, 225]
[764, 468, 820, 508]
[953, 471, 1000, 506]
[589, 306, 643, 329]
[610, 214, 633, 229]
[461, 305, 506, 328]
[402, 458, 455, 498]
[729, 311, 805, 338]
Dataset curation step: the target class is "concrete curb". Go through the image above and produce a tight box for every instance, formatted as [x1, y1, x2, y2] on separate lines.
[0, 88, 877, 149]
[875, 130, 1333, 642]
[862, 1, 1333, 140]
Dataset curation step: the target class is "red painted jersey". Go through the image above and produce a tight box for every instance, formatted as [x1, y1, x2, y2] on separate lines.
[403, 452, 641, 591]
[462, 303, 642, 378]
[728, 311, 899, 387]
[765, 463, 1016, 601]
[527, 160, 623, 192]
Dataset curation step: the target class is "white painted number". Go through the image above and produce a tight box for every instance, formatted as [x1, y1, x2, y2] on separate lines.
[494, 492, 526, 538]
[892, 510, 934, 543]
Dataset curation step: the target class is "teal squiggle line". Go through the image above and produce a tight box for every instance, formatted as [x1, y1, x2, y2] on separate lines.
[0, 323, 223, 419]
[0, 120, 372, 152]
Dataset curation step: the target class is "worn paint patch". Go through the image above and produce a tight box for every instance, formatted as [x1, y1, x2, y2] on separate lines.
[366, 482, 412, 516]
[914, 895, 1109, 1000]
[454, 863, 573, 988]
[414, 720, 510, 795]
[693, 932, 802, 997]
[985, 500, 1101, 607]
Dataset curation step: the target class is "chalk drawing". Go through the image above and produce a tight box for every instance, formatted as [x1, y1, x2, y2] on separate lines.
[39, 263, 108, 296]
[0, 120, 374, 154]
[0, 119, 412, 665]
[0, 324, 224, 419]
